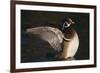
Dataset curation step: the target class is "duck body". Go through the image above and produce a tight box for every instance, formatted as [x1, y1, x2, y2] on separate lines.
[26, 26, 79, 60]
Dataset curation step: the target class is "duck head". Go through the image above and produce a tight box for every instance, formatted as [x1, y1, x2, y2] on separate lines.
[62, 18, 75, 31]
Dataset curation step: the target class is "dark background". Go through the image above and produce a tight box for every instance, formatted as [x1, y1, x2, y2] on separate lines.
[21, 10, 90, 63]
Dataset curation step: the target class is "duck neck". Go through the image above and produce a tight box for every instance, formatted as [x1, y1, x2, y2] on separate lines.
[59, 38, 70, 59]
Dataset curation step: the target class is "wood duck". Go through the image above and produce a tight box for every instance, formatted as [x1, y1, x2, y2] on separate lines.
[26, 18, 79, 60]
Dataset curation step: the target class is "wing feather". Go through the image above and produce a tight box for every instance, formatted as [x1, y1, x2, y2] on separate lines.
[26, 26, 64, 52]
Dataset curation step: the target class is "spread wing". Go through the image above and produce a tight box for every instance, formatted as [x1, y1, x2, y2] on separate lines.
[26, 26, 64, 52]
